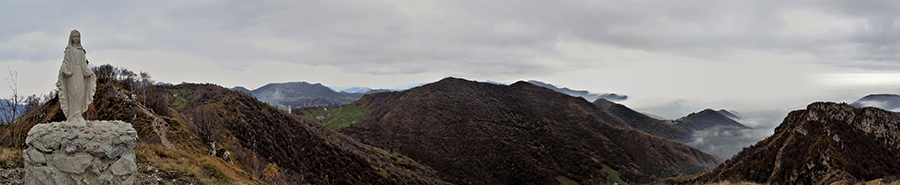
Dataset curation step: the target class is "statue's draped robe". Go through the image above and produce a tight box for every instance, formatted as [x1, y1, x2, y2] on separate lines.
[56, 46, 96, 120]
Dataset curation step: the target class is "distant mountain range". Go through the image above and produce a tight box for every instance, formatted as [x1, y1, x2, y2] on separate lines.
[674, 109, 749, 131]
[231, 80, 626, 108]
[526, 80, 627, 101]
[229, 86, 251, 94]
[340, 77, 719, 184]
[229, 82, 364, 108]
[250, 82, 364, 108]
[593, 98, 752, 158]
[0, 99, 35, 124]
[674, 102, 900, 184]
[329, 86, 373, 93]
[593, 98, 691, 141]
[230, 83, 394, 108]
[851, 94, 900, 112]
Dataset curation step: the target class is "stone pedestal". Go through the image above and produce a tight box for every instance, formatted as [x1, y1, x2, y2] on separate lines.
[23, 121, 137, 185]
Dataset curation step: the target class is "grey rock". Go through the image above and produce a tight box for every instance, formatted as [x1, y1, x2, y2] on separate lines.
[65, 144, 78, 153]
[107, 145, 125, 159]
[31, 140, 51, 153]
[109, 158, 136, 176]
[32, 166, 56, 185]
[88, 147, 107, 158]
[27, 149, 46, 165]
[53, 153, 93, 174]
[123, 174, 135, 185]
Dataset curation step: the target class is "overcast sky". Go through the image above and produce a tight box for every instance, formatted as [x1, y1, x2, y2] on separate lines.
[1, 0, 898, 119]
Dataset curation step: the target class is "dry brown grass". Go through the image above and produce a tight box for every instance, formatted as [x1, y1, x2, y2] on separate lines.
[0, 147, 23, 168]
[135, 144, 257, 185]
[860, 179, 900, 185]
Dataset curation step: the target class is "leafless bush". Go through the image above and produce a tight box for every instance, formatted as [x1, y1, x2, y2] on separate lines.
[191, 106, 221, 142]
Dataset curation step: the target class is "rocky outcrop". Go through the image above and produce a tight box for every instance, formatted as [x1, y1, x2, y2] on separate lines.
[674, 102, 900, 185]
[24, 121, 137, 185]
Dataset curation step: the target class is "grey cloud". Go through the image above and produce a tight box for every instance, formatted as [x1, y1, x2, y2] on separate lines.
[2, 0, 898, 75]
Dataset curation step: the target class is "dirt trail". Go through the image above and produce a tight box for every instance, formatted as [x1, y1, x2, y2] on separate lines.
[118, 91, 174, 148]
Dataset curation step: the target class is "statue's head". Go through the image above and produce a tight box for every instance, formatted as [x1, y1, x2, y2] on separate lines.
[68, 29, 81, 48]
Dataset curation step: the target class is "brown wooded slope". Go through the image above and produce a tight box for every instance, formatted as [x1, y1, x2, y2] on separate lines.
[168, 83, 447, 184]
[592, 98, 690, 141]
[341, 77, 719, 184]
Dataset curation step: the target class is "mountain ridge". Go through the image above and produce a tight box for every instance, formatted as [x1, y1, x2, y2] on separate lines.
[674, 109, 749, 131]
[592, 99, 755, 159]
[672, 102, 900, 184]
[341, 77, 719, 184]
[249, 81, 364, 108]
[526, 80, 628, 101]
[851, 94, 900, 112]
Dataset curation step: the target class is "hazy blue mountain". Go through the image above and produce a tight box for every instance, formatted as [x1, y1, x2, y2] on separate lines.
[154, 82, 173, 86]
[230, 86, 251, 94]
[484, 80, 506, 85]
[526, 80, 627, 101]
[249, 82, 364, 108]
[381, 82, 427, 91]
[329, 86, 373, 93]
[674, 109, 749, 131]
[0, 99, 29, 124]
[851, 94, 900, 112]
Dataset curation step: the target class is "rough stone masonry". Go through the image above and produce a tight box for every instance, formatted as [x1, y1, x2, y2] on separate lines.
[24, 121, 137, 185]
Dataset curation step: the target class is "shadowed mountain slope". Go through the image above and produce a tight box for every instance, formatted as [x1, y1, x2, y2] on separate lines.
[674, 109, 749, 131]
[341, 77, 719, 184]
[526, 80, 627, 101]
[716, 109, 742, 120]
[592, 98, 690, 141]
[592, 99, 759, 159]
[673, 102, 900, 185]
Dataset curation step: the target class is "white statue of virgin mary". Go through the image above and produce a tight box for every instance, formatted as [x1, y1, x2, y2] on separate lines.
[56, 29, 97, 126]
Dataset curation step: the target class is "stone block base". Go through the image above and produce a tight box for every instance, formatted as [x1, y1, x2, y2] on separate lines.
[24, 121, 137, 185]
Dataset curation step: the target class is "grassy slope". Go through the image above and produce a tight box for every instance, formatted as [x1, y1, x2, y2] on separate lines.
[301, 103, 370, 130]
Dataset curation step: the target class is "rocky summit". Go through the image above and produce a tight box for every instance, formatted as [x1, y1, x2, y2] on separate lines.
[674, 102, 900, 185]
